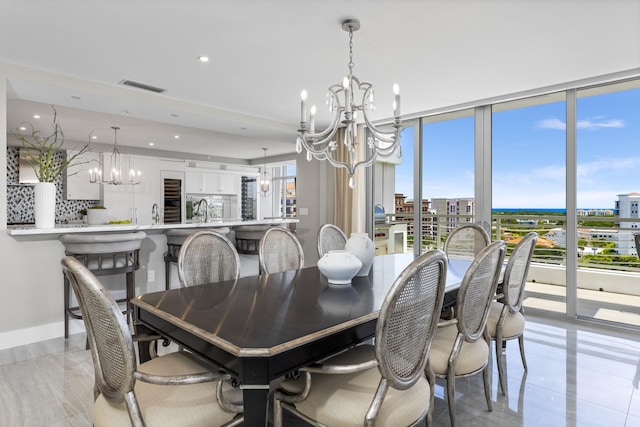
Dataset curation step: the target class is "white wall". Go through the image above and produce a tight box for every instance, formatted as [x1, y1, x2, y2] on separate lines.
[529, 263, 640, 296]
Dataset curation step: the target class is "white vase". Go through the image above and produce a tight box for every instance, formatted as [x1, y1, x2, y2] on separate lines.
[87, 208, 109, 225]
[34, 182, 56, 229]
[317, 250, 362, 285]
[345, 233, 375, 277]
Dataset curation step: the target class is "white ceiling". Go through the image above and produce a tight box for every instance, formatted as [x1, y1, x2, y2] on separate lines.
[1, 0, 639, 163]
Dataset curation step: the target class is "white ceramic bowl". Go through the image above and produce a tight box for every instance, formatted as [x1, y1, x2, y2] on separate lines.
[317, 250, 363, 285]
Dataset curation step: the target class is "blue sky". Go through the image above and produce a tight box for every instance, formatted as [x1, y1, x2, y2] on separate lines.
[393, 87, 640, 209]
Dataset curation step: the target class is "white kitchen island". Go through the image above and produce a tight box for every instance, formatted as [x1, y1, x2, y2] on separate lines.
[7, 218, 297, 236]
[4, 218, 299, 348]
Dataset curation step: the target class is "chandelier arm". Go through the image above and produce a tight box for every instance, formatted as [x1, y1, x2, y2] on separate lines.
[324, 154, 356, 176]
[360, 110, 399, 142]
[301, 126, 340, 154]
[301, 107, 342, 142]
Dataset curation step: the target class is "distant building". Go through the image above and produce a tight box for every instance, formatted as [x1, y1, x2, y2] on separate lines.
[578, 228, 636, 256]
[577, 208, 615, 216]
[615, 192, 640, 230]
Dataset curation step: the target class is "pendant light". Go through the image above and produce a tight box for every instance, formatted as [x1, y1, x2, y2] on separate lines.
[260, 148, 272, 197]
[89, 126, 141, 185]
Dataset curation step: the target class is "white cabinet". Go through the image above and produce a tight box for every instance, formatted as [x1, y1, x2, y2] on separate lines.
[65, 150, 101, 200]
[102, 155, 160, 225]
[185, 171, 239, 195]
[185, 171, 205, 193]
[218, 173, 239, 194]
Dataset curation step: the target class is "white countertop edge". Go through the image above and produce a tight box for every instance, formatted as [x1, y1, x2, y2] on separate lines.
[6, 219, 299, 236]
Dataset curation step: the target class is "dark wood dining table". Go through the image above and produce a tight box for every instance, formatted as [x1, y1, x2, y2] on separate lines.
[132, 253, 472, 427]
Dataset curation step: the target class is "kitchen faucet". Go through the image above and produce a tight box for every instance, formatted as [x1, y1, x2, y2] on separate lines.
[151, 203, 160, 225]
[196, 198, 209, 223]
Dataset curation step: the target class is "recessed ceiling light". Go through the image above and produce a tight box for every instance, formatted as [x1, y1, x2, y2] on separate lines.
[197, 56, 209, 63]
[149, 142, 154, 146]
[19, 126, 26, 131]
[91, 135, 97, 140]
[174, 135, 180, 139]
[33, 115, 40, 119]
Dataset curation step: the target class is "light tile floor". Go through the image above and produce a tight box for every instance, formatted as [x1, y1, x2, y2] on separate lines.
[2, 313, 640, 426]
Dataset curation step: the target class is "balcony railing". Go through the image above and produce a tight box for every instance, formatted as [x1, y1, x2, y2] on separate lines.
[387, 212, 640, 272]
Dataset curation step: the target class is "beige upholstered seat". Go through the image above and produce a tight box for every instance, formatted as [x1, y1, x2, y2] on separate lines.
[59, 231, 146, 339]
[258, 227, 304, 274]
[443, 223, 491, 260]
[60, 256, 243, 427]
[274, 250, 448, 427]
[317, 223, 348, 257]
[487, 231, 537, 395]
[177, 230, 240, 288]
[428, 240, 506, 427]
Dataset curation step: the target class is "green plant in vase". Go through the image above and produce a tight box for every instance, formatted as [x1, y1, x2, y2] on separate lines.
[15, 106, 91, 228]
[16, 105, 90, 183]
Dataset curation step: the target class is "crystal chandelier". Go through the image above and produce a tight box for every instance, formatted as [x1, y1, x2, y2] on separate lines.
[89, 126, 141, 185]
[296, 18, 402, 188]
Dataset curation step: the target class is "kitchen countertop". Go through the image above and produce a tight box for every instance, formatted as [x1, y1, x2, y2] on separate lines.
[6, 218, 298, 236]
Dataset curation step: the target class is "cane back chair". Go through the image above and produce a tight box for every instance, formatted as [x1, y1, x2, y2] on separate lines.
[61, 256, 243, 427]
[274, 249, 448, 427]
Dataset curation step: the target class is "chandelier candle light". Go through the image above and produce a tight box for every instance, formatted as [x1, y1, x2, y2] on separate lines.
[296, 18, 403, 188]
[89, 126, 141, 185]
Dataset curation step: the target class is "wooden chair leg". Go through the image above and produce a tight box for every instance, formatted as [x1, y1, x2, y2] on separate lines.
[518, 334, 528, 371]
[446, 375, 457, 427]
[164, 259, 171, 290]
[483, 365, 492, 411]
[64, 276, 70, 339]
[495, 335, 507, 395]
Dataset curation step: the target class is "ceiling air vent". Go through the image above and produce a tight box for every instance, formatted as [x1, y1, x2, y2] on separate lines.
[118, 79, 166, 93]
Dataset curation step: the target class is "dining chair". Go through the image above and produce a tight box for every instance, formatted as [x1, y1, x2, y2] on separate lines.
[177, 230, 241, 287]
[273, 249, 448, 427]
[317, 223, 347, 257]
[443, 223, 491, 260]
[487, 231, 538, 395]
[60, 256, 243, 427]
[428, 239, 506, 427]
[258, 227, 304, 274]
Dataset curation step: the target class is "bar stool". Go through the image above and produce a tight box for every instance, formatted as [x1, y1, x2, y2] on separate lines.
[59, 231, 146, 339]
[164, 227, 232, 289]
[234, 225, 273, 254]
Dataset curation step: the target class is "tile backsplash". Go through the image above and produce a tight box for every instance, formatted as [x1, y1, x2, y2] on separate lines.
[6, 147, 97, 224]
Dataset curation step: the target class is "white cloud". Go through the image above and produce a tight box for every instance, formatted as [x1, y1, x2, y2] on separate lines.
[536, 118, 566, 130]
[577, 157, 640, 177]
[577, 119, 625, 130]
[535, 116, 625, 131]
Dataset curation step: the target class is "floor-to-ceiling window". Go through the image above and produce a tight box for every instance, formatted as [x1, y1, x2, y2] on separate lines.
[374, 123, 415, 253]
[272, 163, 298, 218]
[370, 74, 640, 327]
[421, 109, 475, 250]
[576, 81, 640, 326]
[492, 93, 567, 315]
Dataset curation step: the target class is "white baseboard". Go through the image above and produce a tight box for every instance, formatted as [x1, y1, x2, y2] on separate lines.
[0, 319, 85, 351]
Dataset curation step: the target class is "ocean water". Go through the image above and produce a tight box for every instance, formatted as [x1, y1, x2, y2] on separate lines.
[492, 208, 567, 213]
[492, 208, 610, 214]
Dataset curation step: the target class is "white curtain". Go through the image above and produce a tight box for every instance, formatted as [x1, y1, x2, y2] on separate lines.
[333, 125, 366, 236]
